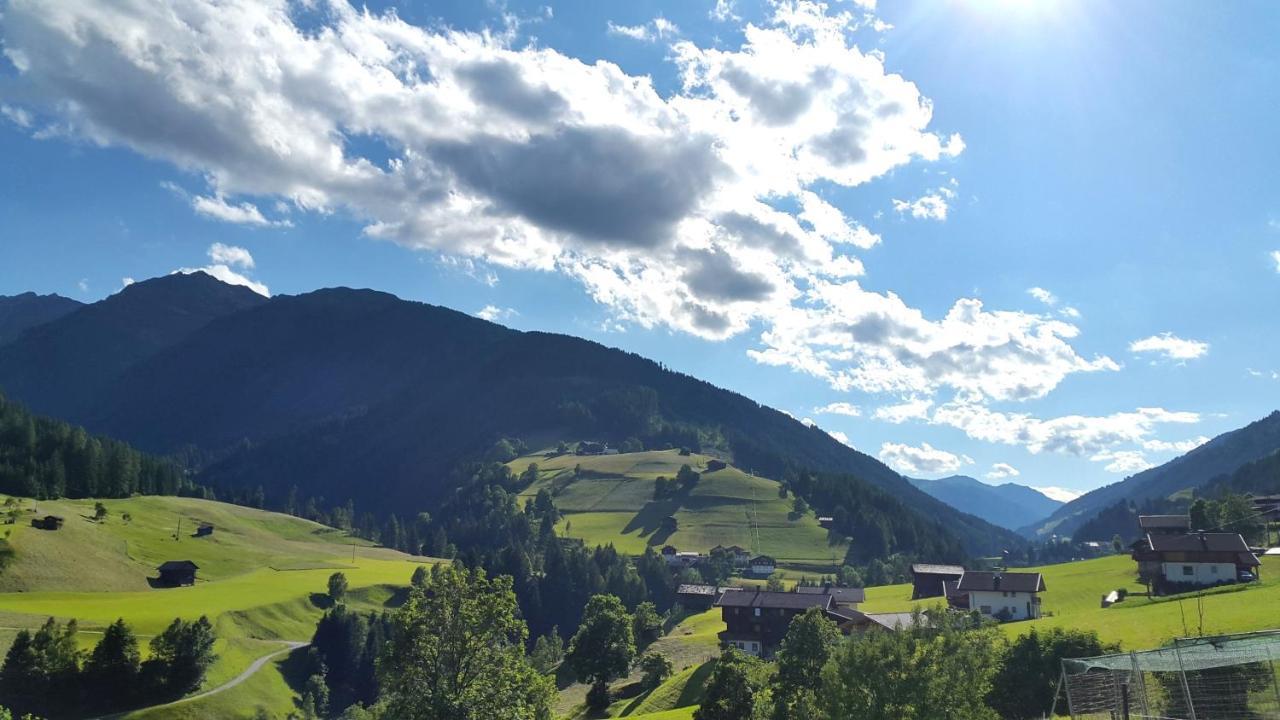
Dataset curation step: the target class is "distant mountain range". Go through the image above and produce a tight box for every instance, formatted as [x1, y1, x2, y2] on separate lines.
[909, 475, 1063, 531]
[0, 272, 1024, 561]
[1022, 411, 1280, 539]
[0, 291, 81, 346]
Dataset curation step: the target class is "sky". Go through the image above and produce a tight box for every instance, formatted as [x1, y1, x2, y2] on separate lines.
[1, 0, 1279, 501]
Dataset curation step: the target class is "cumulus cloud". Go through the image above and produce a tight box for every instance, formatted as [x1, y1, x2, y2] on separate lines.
[1271, 250, 1280, 273]
[1091, 449, 1152, 475]
[192, 195, 291, 228]
[1033, 486, 1081, 503]
[175, 244, 269, 296]
[1028, 286, 1081, 319]
[1129, 333, 1209, 361]
[873, 397, 932, 424]
[985, 462, 1020, 480]
[827, 429, 853, 447]
[814, 401, 861, 417]
[121, 277, 135, 288]
[892, 183, 955, 221]
[476, 305, 519, 322]
[878, 441, 971, 476]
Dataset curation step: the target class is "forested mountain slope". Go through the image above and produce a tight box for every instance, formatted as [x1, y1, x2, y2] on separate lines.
[909, 475, 1062, 531]
[0, 273, 1021, 558]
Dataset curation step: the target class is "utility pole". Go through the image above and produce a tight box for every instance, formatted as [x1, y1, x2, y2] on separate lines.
[175, 515, 182, 541]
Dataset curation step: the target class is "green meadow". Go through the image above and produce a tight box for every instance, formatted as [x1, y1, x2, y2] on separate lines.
[0, 495, 432, 719]
[513, 450, 846, 572]
[860, 553, 1280, 650]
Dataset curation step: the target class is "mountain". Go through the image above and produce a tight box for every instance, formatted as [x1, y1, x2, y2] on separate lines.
[0, 292, 82, 346]
[909, 475, 1062, 531]
[1022, 410, 1280, 538]
[0, 272, 1022, 560]
[0, 272, 267, 421]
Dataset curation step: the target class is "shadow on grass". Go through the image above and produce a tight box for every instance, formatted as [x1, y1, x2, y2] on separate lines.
[309, 593, 335, 609]
[676, 660, 716, 707]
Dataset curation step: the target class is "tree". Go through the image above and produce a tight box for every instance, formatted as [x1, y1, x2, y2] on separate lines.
[378, 564, 554, 720]
[84, 618, 141, 711]
[772, 608, 840, 719]
[329, 571, 349, 604]
[792, 496, 809, 516]
[0, 630, 42, 715]
[694, 649, 764, 720]
[675, 464, 700, 489]
[765, 575, 785, 592]
[1111, 534, 1124, 554]
[631, 602, 663, 650]
[821, 610, 1002, 720]
[639, 652, 673, 691]
[530, 630, 564, 674]
[410, 565, 429, 588]
[567, 594, 635, 711]
[93, 502, 108, 521]
[988, 628, 1116, 720]
[145, 616, 218, 696]
[301, 672, 330, 718]
[1189, 497, 1214, 531]
[836, 565, 863, 588]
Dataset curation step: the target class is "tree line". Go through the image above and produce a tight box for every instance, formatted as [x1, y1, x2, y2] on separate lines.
[0, 615, 217, 718]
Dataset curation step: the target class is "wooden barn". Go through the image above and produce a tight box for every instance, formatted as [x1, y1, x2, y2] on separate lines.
[910, 563, 964, 599]
[30, 515, 64, 530]
[157, 560, 199, 587]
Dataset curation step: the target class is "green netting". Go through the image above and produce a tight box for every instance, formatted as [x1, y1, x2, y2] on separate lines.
[1064, 631, 1280, 674]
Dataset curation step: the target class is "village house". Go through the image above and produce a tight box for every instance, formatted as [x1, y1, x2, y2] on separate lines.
[30, 515, 64, 530]
[661, 545, 705, 568]
[716, 589, 833, 656]
[910, 563, 965, 599]
[1138, 514, 1192, 535]
[676, 584, 741, 610]
[1132, 532, 1261, 592]
[817, 516, 834, 529]
[748, 554, 776, 576]
[953, 571, 1046, 621]
[710, 544, 752, 567]
[156, 560, 199, 587]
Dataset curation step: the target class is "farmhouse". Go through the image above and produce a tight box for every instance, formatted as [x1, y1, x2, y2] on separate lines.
[1138, 514, 1192, 535]
[716, 589, 833, 657]
[817, 516, 834, 529]
[710, 544, 751, 566]
[910, 563, 965, 599]
[156, 560, 199, 587]
[30, 515, 64, 530]
[749, 555, 776, 576]
[795, 585, 865, 609]
[1132, 532, 1261, 592]
[954, 571, 1045, 621]
[676, 584, 741, 610]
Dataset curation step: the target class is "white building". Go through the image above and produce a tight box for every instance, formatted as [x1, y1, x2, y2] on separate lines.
[749, 555, 776, 576]
[955, 571, 1045, 621]
[1134, 532, 1261, 591]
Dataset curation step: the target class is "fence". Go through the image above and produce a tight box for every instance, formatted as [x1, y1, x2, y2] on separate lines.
[1059, 630, 1280, 719]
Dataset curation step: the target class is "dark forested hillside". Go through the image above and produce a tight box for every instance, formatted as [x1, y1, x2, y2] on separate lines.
[1024, 411, 1280, 539]
[0, 393, 191, 498]
[0, 273, 1021, 557]
[909, 475, 1062, 531]
[0, 292, 82, 346]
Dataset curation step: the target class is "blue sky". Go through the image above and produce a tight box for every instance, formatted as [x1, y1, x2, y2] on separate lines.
[2, 0, 1278, 499]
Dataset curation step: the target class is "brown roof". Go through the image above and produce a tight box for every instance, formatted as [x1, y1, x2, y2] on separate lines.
[911, 563, 965, 576]
[715, 590, 832, 611]
[1139, 515, 1191, 530]
[794, 586, 866, 603]
[955, 571, 1045, 593]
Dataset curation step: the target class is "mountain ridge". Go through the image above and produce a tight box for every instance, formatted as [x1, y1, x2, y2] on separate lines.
[909, 475, 1062, 531]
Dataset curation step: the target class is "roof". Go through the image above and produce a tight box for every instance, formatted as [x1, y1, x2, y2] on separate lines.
[1146, 532, 1252, 554]
[794, 586, 866, 603]
[750, 555, 776, 564]
[157, 560, 199, 572]
[863, 612, 923, 631]
[677, 584, 717, 596]
[911, 563, 965, 576]
[1139, 515, 1191, 530]
[955, 571, 1045, 593]
[715, 590, 832, 611]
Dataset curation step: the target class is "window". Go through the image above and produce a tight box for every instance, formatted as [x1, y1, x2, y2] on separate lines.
[1182, 565, 1194, 576]
[754, 608, 761, 617]
[1211, 566, 1219, 575]
[980, 605, 992, 614]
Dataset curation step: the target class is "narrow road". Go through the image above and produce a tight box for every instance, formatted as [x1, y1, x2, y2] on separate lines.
[91, 640, 309, 719]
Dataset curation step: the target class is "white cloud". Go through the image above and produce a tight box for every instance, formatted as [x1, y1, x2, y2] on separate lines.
[1091, 449, 1152, 475]
[827, 429, 853, 447]
[77, 278, 88, 293]
[1141, 436, 1209, 454]
[892, 190, 949, 221]
[710, 0, 739, 22]
[208, 242, 256, 269]
[192, 195, 291, 228]
[1129, 332, 1209, 361]
[607, 17, 679, 42]
[985, 462, 1020, 480]
[873, 397, 933, 424]
[476, 305, 519, 322]
[1027, 287, 1057, 306]
[0, 104, 32, 128]
[878, 441, 970, 475]
[1033, 486, 1082, 503]
[813, 401, 861, 417]
[175, 243, 270, 296]
[121, 277, 135, 288]
[1271, 250, 1280, 273]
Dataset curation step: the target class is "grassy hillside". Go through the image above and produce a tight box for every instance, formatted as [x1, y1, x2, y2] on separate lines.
[514, 450, 846, 572]
[860, 553, 1280, 650]
[0, 495, 431, 719]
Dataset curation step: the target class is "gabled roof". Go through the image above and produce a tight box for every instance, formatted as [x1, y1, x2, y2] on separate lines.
[794, 586, 866, 603]
[911, 563, 965, 576]
[1147, 532, 1251, 553]
[157, 560, 199, 572]
[1139, 515, 1191, 530]
[955, 571, 1045, 593]
[677, 584, 717, 596]
[750, 555, 776, 564]
[715, 590, 832, 611]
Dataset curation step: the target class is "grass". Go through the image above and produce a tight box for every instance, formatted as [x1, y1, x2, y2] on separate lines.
[859, 554, 1280, 650]
[513, 450, 846, 572]
[0, 495, 432, 719]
